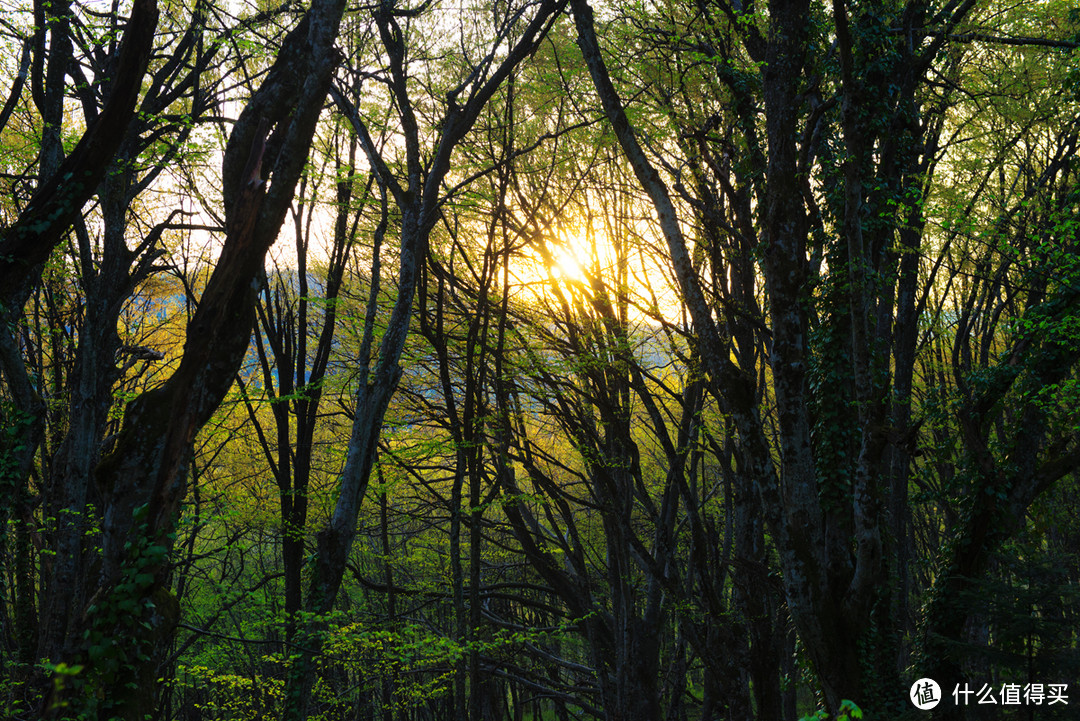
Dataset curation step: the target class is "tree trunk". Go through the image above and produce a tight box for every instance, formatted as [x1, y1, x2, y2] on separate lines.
[40, 1, 347, 715]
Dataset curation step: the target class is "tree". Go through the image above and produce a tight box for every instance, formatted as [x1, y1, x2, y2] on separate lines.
[19, 0, 351, 714]
[566, 0, 1080, 714]
[273, 0, 570, 716]
[2, 0, 1077, 717]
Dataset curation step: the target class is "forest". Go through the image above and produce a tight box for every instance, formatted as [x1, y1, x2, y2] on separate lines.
[0, 0, 1078, 718]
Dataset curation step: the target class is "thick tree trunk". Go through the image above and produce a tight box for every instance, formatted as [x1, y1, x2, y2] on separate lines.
[37, 170, 138, 669]
[39, 2, 347, 716]
[0, 2, 157, 684]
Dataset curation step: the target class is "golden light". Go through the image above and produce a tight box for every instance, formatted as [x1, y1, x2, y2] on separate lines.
[505, 217, 683, 325]
[548, 229, 594, 282]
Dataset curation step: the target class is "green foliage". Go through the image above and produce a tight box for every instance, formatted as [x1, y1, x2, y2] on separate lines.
[800, 699, 864, 721]
[4, 0, 1080, 717]
[47, 509, 173, 720]
[173, 663, 285, 720]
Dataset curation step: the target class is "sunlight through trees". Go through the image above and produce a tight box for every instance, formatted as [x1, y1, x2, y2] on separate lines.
[1, 0, 1078, 718]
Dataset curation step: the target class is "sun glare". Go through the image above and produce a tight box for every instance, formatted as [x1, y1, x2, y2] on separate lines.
[549, 230, 593, 281]
[506, 221, 682, 325]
